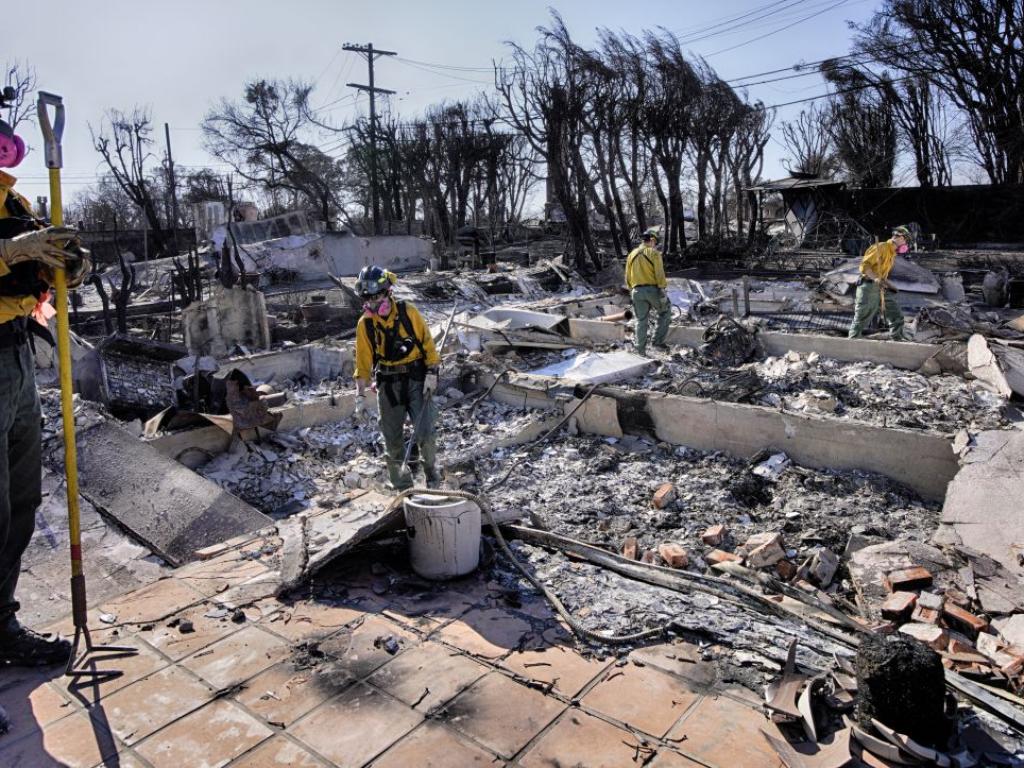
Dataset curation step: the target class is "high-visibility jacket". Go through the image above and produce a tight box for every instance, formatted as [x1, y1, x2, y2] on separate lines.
[859, 239, 897, 281]
[354, 300, 440, 381]
[0, 172, 42, 325]
[624, 245, 667, 290]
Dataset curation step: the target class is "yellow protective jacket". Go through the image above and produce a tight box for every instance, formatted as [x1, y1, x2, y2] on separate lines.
[859, 239, 897, 281]
[354, 300, 440, 381]
[0, 172, 42, 325]
[625, 245, 667, 290]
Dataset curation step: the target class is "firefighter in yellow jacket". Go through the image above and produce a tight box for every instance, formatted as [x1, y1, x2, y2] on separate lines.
[625, 229, 671, 355]
[847, 226, 908, 340]
[0, 112, 89, 665]
[353, 265, 441, 490]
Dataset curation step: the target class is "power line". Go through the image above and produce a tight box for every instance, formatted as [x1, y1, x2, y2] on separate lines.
[704, 0, 858, 57]
[392, 58, 492, 85]
[676, 0, 814, 45]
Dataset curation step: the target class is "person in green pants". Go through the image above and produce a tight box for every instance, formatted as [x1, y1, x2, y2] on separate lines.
[625, 230, 672, 356]
[353, 265, 441, 490]
[848, 226, 909, 341]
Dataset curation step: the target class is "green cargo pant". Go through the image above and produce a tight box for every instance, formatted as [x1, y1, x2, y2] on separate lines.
[848, 280, 905, 340]
[376, 374, 437, 491]
[0, 341, 42, 631]
[632, 286, 672, 355]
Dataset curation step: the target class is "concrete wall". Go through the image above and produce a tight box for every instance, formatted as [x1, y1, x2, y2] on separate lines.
[225, 345, 352, 385]
[479, 371, 957, 502]
[150, 391, 363, 462]
[322, 233, 430, 276]
[182, 287, 272, 358]
[640, 391, 956, 502]
[218, 229, 431, 280]
[568, 318, 626, 343]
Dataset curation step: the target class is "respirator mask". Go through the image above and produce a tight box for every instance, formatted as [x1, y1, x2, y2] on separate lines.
[363, 297, 391, 318]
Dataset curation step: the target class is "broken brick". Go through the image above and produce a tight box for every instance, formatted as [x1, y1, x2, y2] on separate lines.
[880, 591, 917, 620]
[651, 483, 676, 509]
[775, 559, 797, 581]
[942, 603, 988, 634]
[641, 550, 658, 565]
[899, 622, 948, 651]
[947, 632, 976, 655]
[744, 532, 786, 569]
[658, 543, 688, 569]
[701, 524, 726, 546]
[705, 549, 741, 565]
[885, 566, 932, 592]
[911, 606, 941, 625]
[917, 591, 944, 612]
[622, 537, 639, 561]
[1000, 656, 1024, 677]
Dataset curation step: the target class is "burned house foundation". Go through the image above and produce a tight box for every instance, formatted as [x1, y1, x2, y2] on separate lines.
[7, 224, 1024, 768]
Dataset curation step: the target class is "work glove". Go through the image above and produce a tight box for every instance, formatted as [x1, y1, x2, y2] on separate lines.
[42, 244, 92, 290]
[0, 227, 81, 271]
[353, 394, 367, 419]
[423, 371, 438, 398]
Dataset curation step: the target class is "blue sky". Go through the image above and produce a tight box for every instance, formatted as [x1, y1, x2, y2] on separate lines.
[10, 0, 882, 211]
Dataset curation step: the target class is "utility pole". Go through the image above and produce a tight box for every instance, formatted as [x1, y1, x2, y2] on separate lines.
[164, 122, 181, 255]
[343, 42, 396, 236]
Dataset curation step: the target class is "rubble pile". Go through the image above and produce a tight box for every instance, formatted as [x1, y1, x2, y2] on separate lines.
[196, 420, 385, 516]
[753, 351, 1010, 433]
[480, 432, 937, 576]
[625, 347, 1011, 433]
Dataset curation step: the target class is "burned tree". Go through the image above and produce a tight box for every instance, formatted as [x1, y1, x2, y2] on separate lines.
[828, 88, 898, 188]
[781, 104, 839, 178]
[2, 60, 36, 132]
[172, 247, 204, 306]
[110, 217, 136, 334]
[854, 0, 1024, 184]
[728, 103, 774, 241]
[202, 79, 343, 228]
[496, 12, 603, 272]
[822, 61, 957, 188]
[91, 107, 170, 254]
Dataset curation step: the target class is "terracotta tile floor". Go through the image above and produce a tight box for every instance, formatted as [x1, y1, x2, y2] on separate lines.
[0, 541, 784, 768]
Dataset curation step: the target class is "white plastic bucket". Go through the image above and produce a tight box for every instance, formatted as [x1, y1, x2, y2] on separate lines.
[403, 495, 481, 580]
